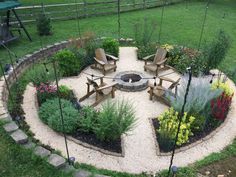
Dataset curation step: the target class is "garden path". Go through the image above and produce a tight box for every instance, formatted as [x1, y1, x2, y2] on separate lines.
[22, 47, 236, 174]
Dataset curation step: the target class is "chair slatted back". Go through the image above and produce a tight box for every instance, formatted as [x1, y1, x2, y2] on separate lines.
[153, 48, 167, 64]
[95, 48, 108, 64]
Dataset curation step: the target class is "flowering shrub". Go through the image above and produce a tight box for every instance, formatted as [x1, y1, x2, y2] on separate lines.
[161, 44, 174, 52]
[211, 92, 233, 121]
[211, 80, 234, 97]
[36, 83, 57, 105]
[157, 108, 195, 151]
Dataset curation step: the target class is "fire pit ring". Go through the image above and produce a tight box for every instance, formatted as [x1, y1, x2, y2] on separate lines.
[114, 71, 148, 92]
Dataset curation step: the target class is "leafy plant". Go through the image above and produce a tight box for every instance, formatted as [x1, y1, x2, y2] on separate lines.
[59, 85, 73, 100]
[169, 76, 222, 115]
[36, 9, 52, 36]
[133, 18, 159, 59]
[48, 103, 79, 134]
[202, 30, 230, 73]
[78, 106, 97, 133]
[211, 92, 233, 121]
[211, 80, 234, 97]
[39, 98, 75, 124]
[54, 49, 81, 77]
[168, 76, 222, 131]
[102, 38, 119, 57]
[94, 100, 136, 141]
[157, 108, 195, 151]
[36, 83, 57, 105]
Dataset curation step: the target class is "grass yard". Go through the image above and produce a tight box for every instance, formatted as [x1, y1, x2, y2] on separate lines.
[1, 0, 236, 80]
[0, 123, 73, 177]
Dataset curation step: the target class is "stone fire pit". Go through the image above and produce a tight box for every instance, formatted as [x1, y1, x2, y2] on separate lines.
[114, 71, 148, 92]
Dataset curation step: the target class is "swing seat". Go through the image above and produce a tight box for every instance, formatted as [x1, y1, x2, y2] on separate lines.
[0, 23, 18, 45]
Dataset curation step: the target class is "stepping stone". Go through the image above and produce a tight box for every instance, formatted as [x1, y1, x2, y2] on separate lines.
[95, 175, 111, 177]
[48, 154, 66, 169]
[0, 116, 12, 122]
[62, 163, 75, 173]
[3, 121, 19, 133]
[23, 141, 36, 149]
[34, 146, 51, 158]
[74, 170, 92, 177]
[10, 129, 28, 144]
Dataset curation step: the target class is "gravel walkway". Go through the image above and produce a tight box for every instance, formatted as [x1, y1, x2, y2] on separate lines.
[22, 47, 236, 174]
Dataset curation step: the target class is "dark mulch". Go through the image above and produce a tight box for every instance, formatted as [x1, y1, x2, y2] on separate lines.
[152, 118, 221, 153]
[72, 130, 122, 154]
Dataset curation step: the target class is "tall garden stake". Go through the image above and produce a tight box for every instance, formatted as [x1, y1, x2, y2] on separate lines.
[167, 67, 192, 177]
[117, 0, 121, 41]
[52, 61, 71, 164]
[197, 0, 211, 50]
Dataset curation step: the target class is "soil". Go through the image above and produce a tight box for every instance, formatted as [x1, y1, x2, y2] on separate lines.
[198, 156, 236, 177]
[72, 130, 122, 154]
[152, 118, 221, 153]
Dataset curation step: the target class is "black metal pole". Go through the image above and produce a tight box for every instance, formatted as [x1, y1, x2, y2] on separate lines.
[1, 43, 18, 82]
[52, 61, 70, 163]
[197, 0, 211, 50]
[117, 0, 121, 41]
[0, 61, 14, 103]
[158, 0, 166, 43]
[75, 0, 82, 38]
[167, 68, 192, 177]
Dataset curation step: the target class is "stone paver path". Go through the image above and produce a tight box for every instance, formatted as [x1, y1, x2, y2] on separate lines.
[22, 47, 236, 174]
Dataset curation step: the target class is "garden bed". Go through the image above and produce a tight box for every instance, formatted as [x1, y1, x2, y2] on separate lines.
[151, 118, 221, 153]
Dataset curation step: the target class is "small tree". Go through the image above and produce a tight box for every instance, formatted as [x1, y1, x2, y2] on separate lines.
[203, 30, 230, 73]
[36, 4, 52, 36]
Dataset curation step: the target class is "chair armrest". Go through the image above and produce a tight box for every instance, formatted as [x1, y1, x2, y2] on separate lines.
[148, 83, 165, 91]
[94, 57, 105, 65]
[97, 82, 117, 91]
[159, 76, 176, 83]
[143, 54, 155, 61]
[156, 58, 167, 66]
[106, 54, 118, 60]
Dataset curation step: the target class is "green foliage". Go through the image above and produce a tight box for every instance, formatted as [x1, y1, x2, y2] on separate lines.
[78, 106, 98, 133]
[157, 108, 195, 151]
[36, 11, 52, 36]
[211, 80, 234, 97]
[133, 18, 159, 59]
[48, 104, 79, 134]
[39, 98, 73, 124]
[166, 45, 205, 76]
[94, 100, 136, 141]
[202, 30, 231, 73]
[59, 85, 74, 100]
[169, 77, 222, 131]
[137, 43, 157, 59]
[27, 64, 56, 86]
[54, 49, 81, 77]
[102, 38, 119, 56]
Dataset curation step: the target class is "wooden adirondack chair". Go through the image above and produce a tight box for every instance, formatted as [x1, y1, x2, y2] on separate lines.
[143, 48, 168, 76]
[148, 76, 180, 105]
[79, 77, 117, 107]
[92, 48, 118, 75]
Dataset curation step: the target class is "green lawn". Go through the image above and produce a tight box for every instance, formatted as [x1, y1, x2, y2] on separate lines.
[0, 123, 73, 177]
[2, 0, 236, 80]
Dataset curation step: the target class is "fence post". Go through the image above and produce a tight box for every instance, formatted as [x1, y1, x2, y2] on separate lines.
[143, 0, 146, 9]
[83, 0, 87, 18]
